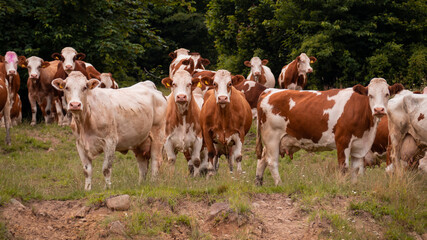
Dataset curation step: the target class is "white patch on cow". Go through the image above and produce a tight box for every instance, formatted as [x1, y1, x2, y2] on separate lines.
[289, 98, 296, 110]
[214, 70, 232, 106]
[244, 80, 256, 92]
[84, 62, 93, 67]
[287, 83, 296, 89]
[227, 133, 243, 172]
[278, 63, 291, 88]
[61, 47, 78, 73]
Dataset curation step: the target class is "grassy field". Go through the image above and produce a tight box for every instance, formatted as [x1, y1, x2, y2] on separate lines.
[0, 120, 426, 239]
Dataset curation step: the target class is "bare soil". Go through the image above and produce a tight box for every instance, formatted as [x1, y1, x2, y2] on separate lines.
[0, 193, 385, 240]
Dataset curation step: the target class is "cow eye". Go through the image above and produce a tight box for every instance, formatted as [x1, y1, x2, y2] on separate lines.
[213, 82, 217, 87]
[368, 95, 373, 99]
[187, 83, 191, 87]
[65, 86, 69, 90]
[172, 83, 177, 87]
[228, 82, 232, 87]
[385, 93, 390, 97]
[83, 86, 87, 91]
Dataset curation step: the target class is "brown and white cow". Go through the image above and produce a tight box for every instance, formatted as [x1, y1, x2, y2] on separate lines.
[256, 78, 403, 185]
[189, 52, 210, 71]
[387, 90, 427, 173]
[278, 53, 317, 90]
[0, 51, 22, 131]
[161, 70, 207, 176]
[169, 48, 211, 78]
[0, 93, 22, 127]
[99, 73, 119, 89]
[200, 70, 252, 175]
[244, 57, 275, 88]
[18, 56, 61, 125]
[233, 79, 267, 119]
[51, 71, 167, 190]
[0, 73, 11, 145]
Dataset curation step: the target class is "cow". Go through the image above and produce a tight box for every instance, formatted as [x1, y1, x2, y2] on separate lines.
[199, 70, 252, 175]
[255, 78, 403, 185]
[99, 73, 119, 89]
[169, 49, 210, 78]
[244, 57, 275, 88]
[278, 53, 317, 90]
[51, 71, 167, 190]
[233, 79, 267, 119]
[0, 73, 11, 145]
[387, 90, 427, 173]
[161, 70, 207, 176]
[189, 52, 210, 71]
[0, 93, 22, 127]
[0, 51, 22, 131]
[18, 56, 61, 125]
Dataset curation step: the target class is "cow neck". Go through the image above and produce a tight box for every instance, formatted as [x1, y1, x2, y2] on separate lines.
[70, 95, 93, 131]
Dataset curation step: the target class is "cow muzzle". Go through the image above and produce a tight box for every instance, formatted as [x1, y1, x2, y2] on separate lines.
[176, 94, 188, 104]
[373, 107, 386, 117]
[7, 70, 16, 76]
[307, 68, 313, 74]
[217, 96, 229, 104]
[69, 102, 82, 111]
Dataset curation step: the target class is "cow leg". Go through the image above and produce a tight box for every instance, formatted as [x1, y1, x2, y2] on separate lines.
[191, 136, 203, 177]
[54, 97, 64, 126]
[203, 131, 217, 177]
[45, 94, 53, 123]
[76, 142, 93, 191]
[229, 135, 243, 173]
[164, 137, 177, 172]
[259, 130, 282, 186]
[199, 147, 209, 176]
[336, 142, 351, 173]
[134, 138, 151, 183]
[102, 144, 115, 189]
[150, 124, 165, 178]
[2, 90, 11, 145]
[351, 156, 364, 183]
[255, 146, 268, 186]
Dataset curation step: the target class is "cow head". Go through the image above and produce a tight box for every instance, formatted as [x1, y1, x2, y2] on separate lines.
[189, 52, 210, 70]
[169, 48, 190, 59]
[52, 71, 100, 112]
[99, 73, 115, 88]
[244, 57, 268, 82]
[51, 47, 86, 74]
[19, 56, 50, 82]
[296, 53, 316, 76]
[162, 70, 199, 109]
[201, 70, 243, 107]
[1, 51, 21, 77]
[353, 78, 404, 117]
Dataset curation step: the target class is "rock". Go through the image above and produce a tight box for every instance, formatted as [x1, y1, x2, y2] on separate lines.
[10, 198, 26, 210]
[74, 206, 90, 218]
[208, 202, 229, 220]
[109, 221, 126, 235]
[106, 195, 130, 211]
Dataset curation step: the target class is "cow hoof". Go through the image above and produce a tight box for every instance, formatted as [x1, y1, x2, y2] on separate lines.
[255, 176, 263, 186]
[30, 122, 36, 126]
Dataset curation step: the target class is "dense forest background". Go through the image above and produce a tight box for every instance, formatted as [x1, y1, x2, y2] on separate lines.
[1, 0, 426, 91]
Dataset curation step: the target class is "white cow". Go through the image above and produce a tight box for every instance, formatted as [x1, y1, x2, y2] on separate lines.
[387, 90, 427, 172]
[52, 71, 167, 190]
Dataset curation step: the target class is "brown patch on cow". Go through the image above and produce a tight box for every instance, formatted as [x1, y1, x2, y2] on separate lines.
[370, 116, 389, 154]
[267, 89, 339, 143]
[418, 113, 425, 121]
[234, 80, 267, 109]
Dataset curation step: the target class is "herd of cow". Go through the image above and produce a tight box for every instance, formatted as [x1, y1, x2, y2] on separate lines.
[0, 47, 426, 190]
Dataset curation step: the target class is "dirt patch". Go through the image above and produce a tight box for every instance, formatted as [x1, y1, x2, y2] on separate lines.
[1, 194, 385, 239]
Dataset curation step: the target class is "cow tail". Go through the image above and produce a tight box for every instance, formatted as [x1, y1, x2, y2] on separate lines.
[256, 112, 263, 161]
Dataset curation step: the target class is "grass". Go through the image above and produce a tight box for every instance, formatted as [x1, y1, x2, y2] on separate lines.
[0, 120, 426, 239]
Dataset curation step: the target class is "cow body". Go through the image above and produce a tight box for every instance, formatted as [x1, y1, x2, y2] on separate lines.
[200, 70, 252, 174]
[387, 90, 427, 172]
[0, 73, 11, 144]
[233, 79, 267, 118]
[244, 57, 275, 88]
[278, 53, 316, 90]
[52, 71, 166, 190]
[256, 78, 403, 185]
[162, 70, 206, 176]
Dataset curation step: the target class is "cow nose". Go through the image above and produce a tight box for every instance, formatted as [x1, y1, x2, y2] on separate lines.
[8, 70, 16, 75]
[69, 102, 82, 110]
[307, 68, 313, 73]
[65, 65, 73, 70]
[254, 71, 261, 76]
[374, 107, 385, 115]
[218, 96, 228, 103]
[30, 74, 38, 79]
[176, 94, 187, 103]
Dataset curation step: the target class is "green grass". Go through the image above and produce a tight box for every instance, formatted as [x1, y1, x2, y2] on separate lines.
[0, 121, 426, 239]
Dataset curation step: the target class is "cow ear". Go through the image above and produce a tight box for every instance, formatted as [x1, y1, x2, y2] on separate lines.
[353, 84, 368, 96]
[51, 53, 61, 60]
[18, 56, 27, 68]
[201, 76, 213, 87]
[262, 59, 269, 65]
[0, 56, 4, 63]
[309, 57, 317, 64]
[41, 61, 50, 68]
[87, 79, 100, 90]
[75, 53, 86, 61]
[244, 61, 251, 67]
[169, 52, 177, 59]
[191, 78, 201, 91]
[232, 75, 245, 86]
[389, 83, 404, 95]
[161, 77, 173, 88]
[52, 78, 66, 91]
[201, 58, 210, 66]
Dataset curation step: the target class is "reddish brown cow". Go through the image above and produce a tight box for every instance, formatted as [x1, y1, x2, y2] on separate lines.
[200, 70, 252, 175]
[278, 53, 317, 90]
[244, 57, 275, 88]
[0, 93, 22, 127]
[256, 78, 403, 185]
